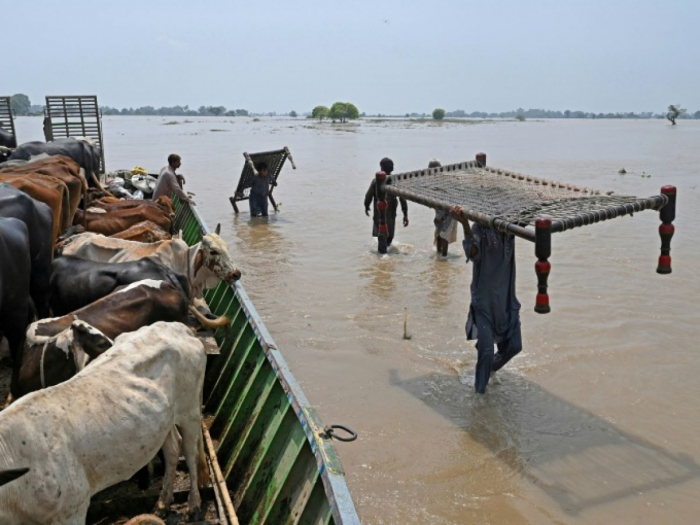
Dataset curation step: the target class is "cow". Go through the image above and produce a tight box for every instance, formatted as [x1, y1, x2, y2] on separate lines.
[0, 156, 87, 241]
[0, 126, 15, 149]
[14, 278, 222, 398]
[13, 279, 225, 398]
[0, 217, 32, 362]
[111, 220, 171, 242]
[90, 195, 175, 218]
[9, 136, 102, 188]
[49, 256, 188, 315]
[0, 321, 209, 523]
[73, 201, 173, 236]
[0, 184, 54, 318]
[60, 224, 241, 301]
[0, 155, 87, 221]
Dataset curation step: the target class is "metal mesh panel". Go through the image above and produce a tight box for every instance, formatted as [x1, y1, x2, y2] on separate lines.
[0, 97, 16, 143]
[44, 96, 105, 173]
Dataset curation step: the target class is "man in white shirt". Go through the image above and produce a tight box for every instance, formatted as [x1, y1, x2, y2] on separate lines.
[153, 153, 193, 204]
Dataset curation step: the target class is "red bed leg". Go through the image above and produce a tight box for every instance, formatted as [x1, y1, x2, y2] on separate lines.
[535, 217, 552, 314]
[657, 185, 676, 274]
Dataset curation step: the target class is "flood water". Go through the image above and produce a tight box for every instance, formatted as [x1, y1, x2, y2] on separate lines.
[16, 116, 700, 524]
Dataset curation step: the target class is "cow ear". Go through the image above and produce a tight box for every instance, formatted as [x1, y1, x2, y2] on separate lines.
[215, 223, 221, 235]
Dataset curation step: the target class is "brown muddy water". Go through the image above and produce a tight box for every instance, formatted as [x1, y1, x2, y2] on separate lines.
[16, 116, 700, 524]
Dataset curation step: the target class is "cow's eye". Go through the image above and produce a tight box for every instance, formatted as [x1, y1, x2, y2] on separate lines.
[210, 250, 219, 256]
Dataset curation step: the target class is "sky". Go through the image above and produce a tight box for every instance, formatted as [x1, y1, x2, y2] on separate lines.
[4, 0, 699, 114]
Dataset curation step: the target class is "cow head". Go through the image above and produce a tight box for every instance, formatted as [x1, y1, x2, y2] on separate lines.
[69, 319, 113, 364]
[154, 196, 175, 218]
[24, 318, 114, 390]
[197, 223, 241, 285]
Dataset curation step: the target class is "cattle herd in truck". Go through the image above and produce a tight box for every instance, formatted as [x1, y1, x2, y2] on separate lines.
[0, 136, 242, 523]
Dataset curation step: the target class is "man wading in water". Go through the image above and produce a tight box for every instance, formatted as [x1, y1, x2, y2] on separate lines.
[450, 205, 522, 394]
[249, 161, 275, 217]
[364, 157, 408, 247]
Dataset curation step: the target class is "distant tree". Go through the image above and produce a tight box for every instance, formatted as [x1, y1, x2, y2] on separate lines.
[312, 105, 329, 121]
[667, 104, 686, 125]
[328, 102, 359, 123]
[405, 113, 410, 118]
[10, 93, 31, 116]
[289, 110, 298, 117]
[345, 103, 359, 120]
[564, 110, 571, 118]
[694, 110, 700, 119]
[432, 108, 446, 120]
[234, 109, 249, 117]
[206, 106, 226, 116]
[224, 110, 236, 116]
[516, 114, 526, 121]
[197, 106, 210, 116]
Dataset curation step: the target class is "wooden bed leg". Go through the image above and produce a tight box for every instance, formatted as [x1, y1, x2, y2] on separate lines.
[229, 196, 239, 214]
[476, 152, 486, 167]
[534, 217, 552, 314]
[268, 194, 278, 212]
[376, 171, 388, 254]
[657, 185, 676, 274]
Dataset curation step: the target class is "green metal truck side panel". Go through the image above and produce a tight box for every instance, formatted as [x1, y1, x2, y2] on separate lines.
[172, 197, 360, 525]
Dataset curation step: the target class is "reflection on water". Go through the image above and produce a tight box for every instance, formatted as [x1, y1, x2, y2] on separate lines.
[392, 368, 700, 516]
[14, 116, 700, 524]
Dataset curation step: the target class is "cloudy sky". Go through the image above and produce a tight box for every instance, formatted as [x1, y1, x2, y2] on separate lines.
[6, 0, 699, 114]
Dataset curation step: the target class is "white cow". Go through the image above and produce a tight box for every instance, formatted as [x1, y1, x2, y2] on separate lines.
[0, 321, 209, 524]
[60, 224, 241, 300]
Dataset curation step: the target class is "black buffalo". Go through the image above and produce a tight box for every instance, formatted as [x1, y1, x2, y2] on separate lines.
[0, 217, 32, 361]
[0, 126, 15, 149]
[50, 256, 190, 315]
[9, 137, 101, 187]
[0, 184, 54, 318]
[0, 126, 14, 164]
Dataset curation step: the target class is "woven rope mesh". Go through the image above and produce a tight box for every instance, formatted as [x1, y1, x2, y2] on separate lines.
[235, 149, 288, 199]
[387, 165, 652, 225]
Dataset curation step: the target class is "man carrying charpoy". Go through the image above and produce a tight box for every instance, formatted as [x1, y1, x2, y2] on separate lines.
[364, 157, 408, 247]
[428, 159, 457, 256]
[249, 161, 276, 217]
[450, 205, 522, 394]
[153, 153, 193, 205]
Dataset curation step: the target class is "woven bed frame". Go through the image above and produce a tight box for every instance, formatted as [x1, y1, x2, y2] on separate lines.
[374, 153, 676, 314]
[229, 147, 296, 213]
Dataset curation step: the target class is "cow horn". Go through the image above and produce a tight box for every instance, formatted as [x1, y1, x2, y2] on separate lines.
[0, 467, 30, 487]
[215, 223, 221, 235]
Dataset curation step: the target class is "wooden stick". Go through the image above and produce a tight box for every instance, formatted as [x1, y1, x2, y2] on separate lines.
[202, 422, 239, 525]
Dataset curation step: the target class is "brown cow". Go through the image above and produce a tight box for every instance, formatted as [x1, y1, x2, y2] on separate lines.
[12, 279, 223, 399]
[0, 156, 86, 218]
[73, 204, 172, 236]
[90, 195, 175, 218]
[0, 174, 70, 242]
[110, 220, 171, 242]
[0, 156, 87, 240]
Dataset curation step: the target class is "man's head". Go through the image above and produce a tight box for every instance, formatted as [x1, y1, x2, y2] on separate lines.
[428, 159, 441, 168]
[380, 157, 394, 174]
[255, 161, 268, 176]
[168, 153, 182, 170]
